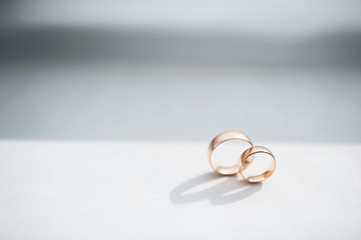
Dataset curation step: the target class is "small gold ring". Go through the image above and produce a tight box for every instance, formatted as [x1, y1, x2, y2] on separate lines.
[208, 131, 254, 175]
[239, 146, 276, 183]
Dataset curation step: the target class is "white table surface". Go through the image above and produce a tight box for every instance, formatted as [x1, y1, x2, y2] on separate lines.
[0, 141, 360, 239]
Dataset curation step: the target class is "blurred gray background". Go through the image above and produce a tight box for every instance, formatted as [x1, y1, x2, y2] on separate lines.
[0, 0, 361, 142]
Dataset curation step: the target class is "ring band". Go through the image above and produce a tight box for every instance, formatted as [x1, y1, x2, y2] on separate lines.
[208, 131, 254, 175]
[239, 146, 276, 183]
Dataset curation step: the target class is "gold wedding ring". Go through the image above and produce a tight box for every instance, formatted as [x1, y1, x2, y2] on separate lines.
[208, 131, 254, 175]
[208, 131, 276, 183]
[239, 146, 276, 183]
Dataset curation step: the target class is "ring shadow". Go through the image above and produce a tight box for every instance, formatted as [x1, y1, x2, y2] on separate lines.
[169, 172, 262, 205]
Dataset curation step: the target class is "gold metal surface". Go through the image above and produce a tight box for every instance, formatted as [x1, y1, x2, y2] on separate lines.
[239, 146, 276, 183]
[208, 131, 254, 175]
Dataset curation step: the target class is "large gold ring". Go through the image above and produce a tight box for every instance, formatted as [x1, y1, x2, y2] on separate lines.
[208, 131, 254, 175]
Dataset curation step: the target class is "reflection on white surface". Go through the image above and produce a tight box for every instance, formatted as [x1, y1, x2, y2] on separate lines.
[170, 172, 262, 205]
[0, 141, 361, 239]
